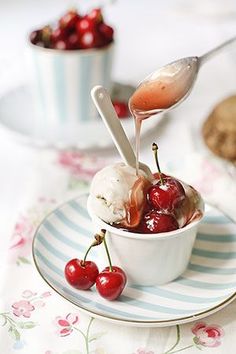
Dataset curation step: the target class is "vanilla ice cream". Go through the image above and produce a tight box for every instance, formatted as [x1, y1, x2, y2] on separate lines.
[90, 163, 150, 224]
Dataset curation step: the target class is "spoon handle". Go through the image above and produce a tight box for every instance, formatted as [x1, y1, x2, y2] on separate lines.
[200, 36, 236, 66]
[91, 85, 137, 168]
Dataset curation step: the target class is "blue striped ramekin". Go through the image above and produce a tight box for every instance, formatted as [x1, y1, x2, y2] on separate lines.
[28, 41, 114, 133]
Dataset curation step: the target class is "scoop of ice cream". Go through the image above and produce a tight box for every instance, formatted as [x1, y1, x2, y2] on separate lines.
[90, 163, 150, 224]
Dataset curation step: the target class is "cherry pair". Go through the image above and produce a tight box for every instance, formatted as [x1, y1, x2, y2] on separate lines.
[64, 230, 126, 301]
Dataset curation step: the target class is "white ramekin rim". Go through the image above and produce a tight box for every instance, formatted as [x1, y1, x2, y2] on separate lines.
[87, 195, 204, 241]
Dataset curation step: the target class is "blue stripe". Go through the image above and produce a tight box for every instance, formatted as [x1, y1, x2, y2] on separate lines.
[78, 55, 92, 122]
[196, 233, 236, 242]
[35, 249, 64, 277]
[188, 263, 236, 275]
[54, 209, 91, 238]
[37, 233, 70, 262]
[131, 285, 227, 304]
[201, 215, 230, 224]
[35, 247, 205, 315]
[69, 200, 90, 219]
[178, 276, 236, 290]
[53, 55, 67, 123]
[43, 220, 86, 253]
[192, 248, 236, 259]
[119, 296, 205, 315]
[32, 52, 45, 117]
[102, 49, 112, 89]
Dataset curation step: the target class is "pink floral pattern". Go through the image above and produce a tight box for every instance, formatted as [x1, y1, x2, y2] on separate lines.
[193, 159, 222, 195]
[54, 313, 79, 337]
[58, 150, 106, 183]
[133, 349, 154, 354]
[12, 289, 51, 318]
[9, 198, 58, 265]
[192, 322, 224, 348]
[12, 300, 34, 318]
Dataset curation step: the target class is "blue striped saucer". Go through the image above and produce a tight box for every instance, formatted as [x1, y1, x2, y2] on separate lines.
[32, 194, 236, 327]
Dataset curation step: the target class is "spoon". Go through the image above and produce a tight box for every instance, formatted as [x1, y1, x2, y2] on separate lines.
[129, 36, 236, 117]
[91, 85, 152, 176]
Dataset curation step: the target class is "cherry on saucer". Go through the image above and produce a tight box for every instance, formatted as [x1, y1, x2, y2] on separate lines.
[64, 258, 99, 290]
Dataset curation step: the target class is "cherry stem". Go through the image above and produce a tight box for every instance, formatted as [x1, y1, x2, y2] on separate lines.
[83, 244, 94, 264]
[82, 229, 106, 265]
[103, 232, 113, 272]
[152, 142, 164, 185]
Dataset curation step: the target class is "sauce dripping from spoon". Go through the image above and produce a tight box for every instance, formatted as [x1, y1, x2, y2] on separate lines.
[129, 57, 198, 175]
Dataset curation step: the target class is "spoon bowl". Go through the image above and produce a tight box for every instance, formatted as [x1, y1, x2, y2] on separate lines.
[129, 57, 199, 117]
[129, 36, 236, 118]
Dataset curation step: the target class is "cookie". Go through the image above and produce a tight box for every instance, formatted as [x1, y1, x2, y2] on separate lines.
[202, 95, 236, 161]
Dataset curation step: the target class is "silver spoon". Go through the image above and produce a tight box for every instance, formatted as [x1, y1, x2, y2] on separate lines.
[129, 36, 236, 117]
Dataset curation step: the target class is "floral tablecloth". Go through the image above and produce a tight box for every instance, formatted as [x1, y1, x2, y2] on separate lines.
[1, 142, 236, 354]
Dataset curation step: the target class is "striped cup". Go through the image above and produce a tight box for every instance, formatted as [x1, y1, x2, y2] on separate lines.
[28, 41, 114, 139]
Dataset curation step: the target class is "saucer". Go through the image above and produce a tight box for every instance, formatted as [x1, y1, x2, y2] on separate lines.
[32, 194, 236, 327]
[0, 85, 161, 150]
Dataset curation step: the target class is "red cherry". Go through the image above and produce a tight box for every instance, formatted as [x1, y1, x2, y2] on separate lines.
[59, 10, 81, 30]
[148, 176, 185, 212]
[79, 30, 103, 49]
[64, 258, 99, 290]
[112, 101, 129, 118]
[67, 32, 80, 49]
[96, 266, 127, 300]
[87, 8, 103, 24]
[141, 211, 179, 233]
[30, 30, 42, 45]
[51, 28, 67, 44]
[98, 23, 114, 42]
[76, 17, 95, 34]
[53, 40, 68, 50]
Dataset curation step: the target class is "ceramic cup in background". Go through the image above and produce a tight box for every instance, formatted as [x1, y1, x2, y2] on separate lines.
[87, 195, 204, 286]
[27, 41, 114, 143]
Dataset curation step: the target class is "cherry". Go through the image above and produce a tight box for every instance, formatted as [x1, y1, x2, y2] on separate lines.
[98, 23, 114, 42]
[96, 266, 127, 300]
[67, 33, 80, 49]
[59, 10, 81, 30]
[53, 40, 68, 50]
[30, 30, 42, 45]
[148, 176, 185, 212]
[147, 143, 185, 212]
[87, 8, 103, 24]
[141, 211, 179, 233]
[76, 17, 95, 34]
[64, 231, 105, 290]
[96, 230, 126, 300]
[64, 258, 99, 290]
[112, 101, 129, 118]
[79, 30, 103, 49]
[51, 28, 67, 44]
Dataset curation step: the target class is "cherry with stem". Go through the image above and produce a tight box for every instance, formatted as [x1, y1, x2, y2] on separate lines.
[64, 230, 105, 290]
[152, 142, 164, 185]
[148, 142, 185, 212]
[96, 231, 127, 301]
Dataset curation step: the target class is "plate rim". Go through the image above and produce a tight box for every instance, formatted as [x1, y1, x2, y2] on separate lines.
[32, 194, 236, 327]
